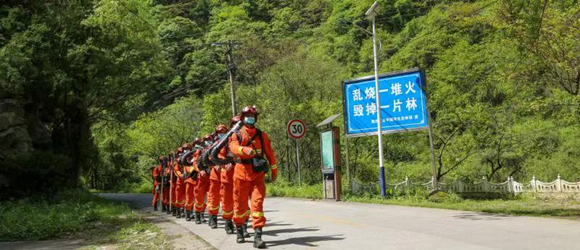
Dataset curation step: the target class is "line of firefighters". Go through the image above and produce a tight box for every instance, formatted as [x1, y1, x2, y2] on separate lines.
[150, 106, 277, 249]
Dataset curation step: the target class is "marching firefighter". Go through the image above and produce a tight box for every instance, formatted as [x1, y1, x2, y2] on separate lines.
[151, 159, 163, 211]
[219, 116, 241, 234]
[161, 156, 171, 213]
[174, 146, 188, 218]
[184, 139, 202, 221]
[193, 134, 213, 224]
[229, 106, 278, 249]
[206, 125, 228, 229]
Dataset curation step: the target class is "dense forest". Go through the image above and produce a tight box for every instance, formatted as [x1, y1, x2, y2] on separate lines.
[0, 0, 578, 197]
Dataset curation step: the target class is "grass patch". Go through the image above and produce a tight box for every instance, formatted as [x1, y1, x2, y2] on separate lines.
[267, 183, 580, 219]
[81, 220, 174, 250]
[267, 179, 323, 199]
[0, 189, 169, 244]
[90, 180, 152, 194]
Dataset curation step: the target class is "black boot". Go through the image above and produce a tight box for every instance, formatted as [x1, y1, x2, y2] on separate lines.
[172, 207, 177, 216]
[253, 228, 266, 249]
[209, 215, 218, 229]
[236, 226, 245, 243]
[161, 205, 166, 212]
[242, 224, 250, 238]
[185, 210, 192, 221]
[195, 212, 202, 224]
[176, 208, 182, 218]
[201, 212, 206, 223]
[153, 203, 158, 211]
[166, 206, 171, 214]
[225, 220, 235, 234]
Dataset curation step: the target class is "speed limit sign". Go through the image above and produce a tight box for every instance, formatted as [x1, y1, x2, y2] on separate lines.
[287, 119, 306, 139]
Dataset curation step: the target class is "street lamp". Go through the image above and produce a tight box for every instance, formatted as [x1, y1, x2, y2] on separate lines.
[366, 1, 387, 197]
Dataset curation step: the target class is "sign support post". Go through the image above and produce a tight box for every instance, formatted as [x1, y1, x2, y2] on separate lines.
[287, 119, 307, 187]
[296, 139, 301, 186]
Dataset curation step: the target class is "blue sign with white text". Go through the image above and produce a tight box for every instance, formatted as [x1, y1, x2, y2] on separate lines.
[343, 69, 429, 137]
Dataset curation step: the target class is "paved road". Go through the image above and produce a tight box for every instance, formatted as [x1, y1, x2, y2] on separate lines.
[100, 193, 580, 250]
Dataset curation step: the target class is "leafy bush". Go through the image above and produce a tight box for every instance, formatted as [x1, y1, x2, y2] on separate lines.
[0, 151, 72, 200]
[0, 189, 136, 241]
[266, 177, 323, 200]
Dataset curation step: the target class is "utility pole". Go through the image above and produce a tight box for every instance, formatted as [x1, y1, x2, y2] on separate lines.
[211, 41, 240, 117]
[366, 1, 387, 197]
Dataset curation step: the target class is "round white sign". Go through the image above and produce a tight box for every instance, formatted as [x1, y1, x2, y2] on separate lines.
[287, 119, 306, 139]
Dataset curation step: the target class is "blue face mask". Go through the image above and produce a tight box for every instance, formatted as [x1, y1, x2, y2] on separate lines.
[205, 141, 212, 147]
[244, 117, 256, 125]
[218, 133, 226, 140]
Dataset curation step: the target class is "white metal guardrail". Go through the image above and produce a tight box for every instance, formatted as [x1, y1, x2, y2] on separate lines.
[351, 175, 580, 194]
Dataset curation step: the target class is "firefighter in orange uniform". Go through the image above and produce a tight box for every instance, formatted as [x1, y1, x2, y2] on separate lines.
[206, 125, 228, 229]
[193, 134, 213, 224]
[161, 156, 171, 213]
[151, 158, 163, 211]
[184, 138, 202, 221]
[220, 116, 241, 234]
[229, 106, 277, 248]
[174, 145, 188, 218]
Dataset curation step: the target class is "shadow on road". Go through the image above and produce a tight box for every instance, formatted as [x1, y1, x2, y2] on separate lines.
[263, 227, 319, 236]
[453, 212, 511, 221]
[266, 234, 345, 247]
[266, 221, 294, 228]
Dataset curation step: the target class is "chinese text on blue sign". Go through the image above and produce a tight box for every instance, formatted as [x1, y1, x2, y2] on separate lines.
[343, 69, 429, 137]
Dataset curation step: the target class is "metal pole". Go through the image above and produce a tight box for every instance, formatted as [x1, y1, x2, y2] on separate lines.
[226, 41, 237, 117]
[345, 135, 350, 188]
[296, 139, 302, 186]
[286, 134, 291, 182]
[427, 108, 439, 190]
[372, 16, 387, 197]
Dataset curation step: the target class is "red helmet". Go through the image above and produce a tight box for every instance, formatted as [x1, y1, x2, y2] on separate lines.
[193, 137, 202, 146]
[215, 124, 227, 134]
[241, 105, 258, 118]
[230, 116, 241, 128]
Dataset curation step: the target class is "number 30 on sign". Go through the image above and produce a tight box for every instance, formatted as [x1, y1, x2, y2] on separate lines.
[287, 119, 306, 139]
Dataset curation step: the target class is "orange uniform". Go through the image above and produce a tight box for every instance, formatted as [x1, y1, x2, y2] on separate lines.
[174, 162, 186, 209]
[219, 146, 235, 221]
[184, 151, 199, 212]
[229, 126, 278, 229]
[162, 166, 171, 207]
[194, 150, 210, 213]
[151, 165, 162, 207]
[207, 165, 221, 216]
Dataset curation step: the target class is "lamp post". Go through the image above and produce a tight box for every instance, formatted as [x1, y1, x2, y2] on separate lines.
[366, 1, 387, 197]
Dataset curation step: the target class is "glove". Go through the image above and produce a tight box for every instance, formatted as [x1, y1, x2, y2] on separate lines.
[225, 163, 234, 172]
[271, 168, 278, 182]
[241, 147, 255, 156]
[155, 186, 160, 193]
